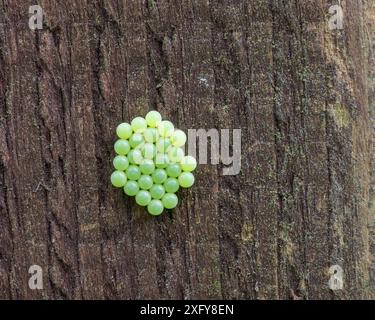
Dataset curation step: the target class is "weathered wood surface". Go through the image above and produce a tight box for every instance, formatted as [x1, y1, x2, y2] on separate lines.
[0, 0, 374, 299]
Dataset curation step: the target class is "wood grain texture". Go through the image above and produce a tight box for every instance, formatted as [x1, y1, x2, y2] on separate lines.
[0, 0, 374, 299]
